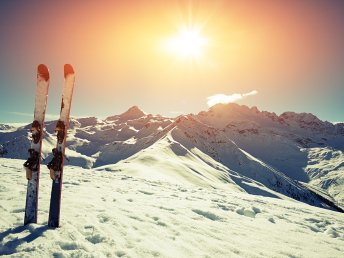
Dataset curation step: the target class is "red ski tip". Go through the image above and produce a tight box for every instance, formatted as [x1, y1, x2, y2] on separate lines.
[64, 64, 74, 78]
[37, 64, 50, 81]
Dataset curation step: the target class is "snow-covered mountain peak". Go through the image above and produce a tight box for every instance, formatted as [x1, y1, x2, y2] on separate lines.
[106, 106, 146, 122]
[207, 103, 254, 115]
[196, 103, 341, 137]
[122, 106, 145, 118]
[279, 111, 335, 132]
[175, 114, 199, 124]
[74, 117, 101, 127]
[280, 112, 321, 124]
[0, 124, 13, 131]
[197, 103, 272, 129]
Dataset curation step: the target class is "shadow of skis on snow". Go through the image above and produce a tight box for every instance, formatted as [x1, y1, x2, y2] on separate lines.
[0, 225, 49, 255]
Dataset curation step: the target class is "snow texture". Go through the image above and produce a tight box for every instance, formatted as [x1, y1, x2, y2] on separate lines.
[0, 158, 344, 257]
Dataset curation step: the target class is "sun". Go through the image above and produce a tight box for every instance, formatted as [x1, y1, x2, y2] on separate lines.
[165, 27, 208, 59]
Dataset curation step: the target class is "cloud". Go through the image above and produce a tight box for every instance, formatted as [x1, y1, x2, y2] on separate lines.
[207, 90, 258, 107]
[6, 111, 104, 122]
[7, 111, 60, 120]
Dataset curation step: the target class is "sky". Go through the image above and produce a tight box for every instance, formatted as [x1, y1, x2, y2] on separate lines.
[0, 0, 343, 123]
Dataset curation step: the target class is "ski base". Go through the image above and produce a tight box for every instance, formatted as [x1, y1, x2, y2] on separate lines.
[48, 181, 62, 227]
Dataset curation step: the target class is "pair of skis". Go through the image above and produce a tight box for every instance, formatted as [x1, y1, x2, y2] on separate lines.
[23, 64, 75, 228]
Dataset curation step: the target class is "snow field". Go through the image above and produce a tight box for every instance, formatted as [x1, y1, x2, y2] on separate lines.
[1, 158, 344, 257]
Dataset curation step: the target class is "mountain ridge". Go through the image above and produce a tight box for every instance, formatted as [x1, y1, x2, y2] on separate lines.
[1, 104, 343, 211]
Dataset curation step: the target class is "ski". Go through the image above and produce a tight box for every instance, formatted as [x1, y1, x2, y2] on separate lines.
[47, 64, 75, 227]
[24, 64, 50, 225]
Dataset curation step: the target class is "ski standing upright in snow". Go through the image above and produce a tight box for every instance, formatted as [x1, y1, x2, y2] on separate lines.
[47, 64, 75, 228]
[24, 64, 50, 225]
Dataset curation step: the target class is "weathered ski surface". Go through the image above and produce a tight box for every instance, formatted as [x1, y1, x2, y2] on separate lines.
[48, 64, 75, 227]
[24, 64, 50, 225]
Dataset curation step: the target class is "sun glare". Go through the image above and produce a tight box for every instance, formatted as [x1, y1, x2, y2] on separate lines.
[165, 27, 208, 59]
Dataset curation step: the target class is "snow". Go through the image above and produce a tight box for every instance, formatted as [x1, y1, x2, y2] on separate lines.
[106, 106, 146, 122]
[0, 124, 26, 132]
[305, 147, 344, 205]
[1, 104, 344, 210]
[1, 158, 344, 257]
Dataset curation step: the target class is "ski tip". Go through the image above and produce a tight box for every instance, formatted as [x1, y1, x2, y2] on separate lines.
[64, 64, 74, 78]
[38, 64, 50, 81]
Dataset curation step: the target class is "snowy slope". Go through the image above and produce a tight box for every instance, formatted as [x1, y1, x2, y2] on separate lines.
[1, 158, 344, 257]
[196, 103, 344, 206]
[304, 147, 344, 205]
[197, 103, 344, 181]
[96, 116, 341, 211]
[0, 104, 343, 209]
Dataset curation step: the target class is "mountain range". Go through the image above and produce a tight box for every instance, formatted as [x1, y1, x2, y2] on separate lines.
[1, 103, 343, 211]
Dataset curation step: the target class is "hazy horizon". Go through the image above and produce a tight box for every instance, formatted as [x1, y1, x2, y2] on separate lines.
[1, 103, 343, 125]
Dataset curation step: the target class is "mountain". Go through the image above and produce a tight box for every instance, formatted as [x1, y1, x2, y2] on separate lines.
[106, 105, 146, 122]
[0, 105, 343, 210]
